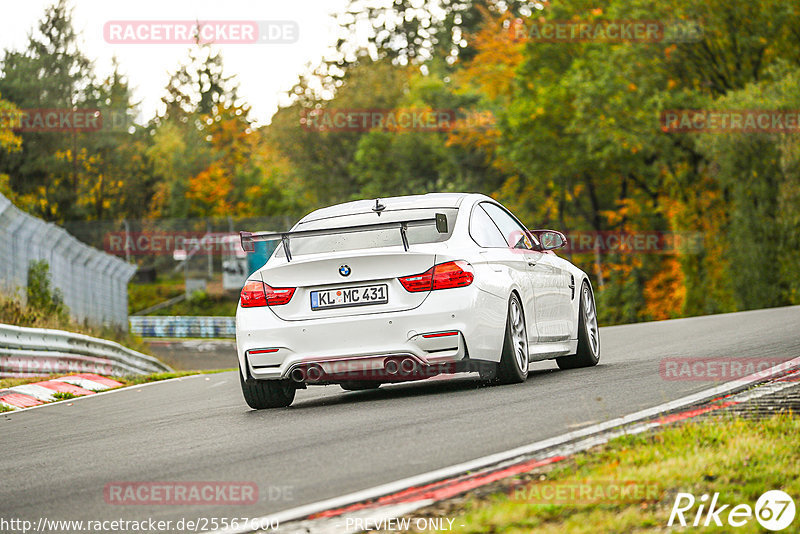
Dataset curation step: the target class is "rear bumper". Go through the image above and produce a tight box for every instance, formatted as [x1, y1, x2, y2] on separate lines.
[236, 286, 507, 381]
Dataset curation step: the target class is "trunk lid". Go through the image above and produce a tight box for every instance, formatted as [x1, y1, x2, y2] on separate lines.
[259, 249, 436, 321]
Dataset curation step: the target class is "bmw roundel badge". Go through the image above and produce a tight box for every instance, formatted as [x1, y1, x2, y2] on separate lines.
[339, 265, 351, 277]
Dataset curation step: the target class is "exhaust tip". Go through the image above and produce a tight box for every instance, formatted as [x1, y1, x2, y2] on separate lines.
[384, 358, 399, 375]
[290, 367, 307, 383]
[399, 358, 417, 375]
[306, 364, 324, 382]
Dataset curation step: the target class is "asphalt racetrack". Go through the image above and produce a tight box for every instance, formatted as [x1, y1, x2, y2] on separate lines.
[2, 306, 799, 528]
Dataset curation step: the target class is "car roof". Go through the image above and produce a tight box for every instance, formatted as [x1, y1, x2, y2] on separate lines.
[300, 193, 489, 223]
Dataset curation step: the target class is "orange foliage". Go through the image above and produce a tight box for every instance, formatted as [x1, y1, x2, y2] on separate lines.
[643, 257, 685, 320]
[185, 104, 255, 217]
[447, 8, 525, 174]
[458, 8, 525, 101]
[186, 162, 232, 217]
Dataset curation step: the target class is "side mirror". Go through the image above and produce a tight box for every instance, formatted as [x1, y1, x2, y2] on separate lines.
[530, 229, 567, 251]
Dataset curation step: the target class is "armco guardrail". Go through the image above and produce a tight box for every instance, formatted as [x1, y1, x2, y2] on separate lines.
[129, 316, 235, 338]
[0, 323, 173, 377]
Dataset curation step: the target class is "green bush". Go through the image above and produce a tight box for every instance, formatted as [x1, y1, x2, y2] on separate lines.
[0, 260, 152, 355]
[128, 277, 184, 314]
[152, 290, 237, 316]
[26, 260, 69, 323]
[0, 292, 152, 354]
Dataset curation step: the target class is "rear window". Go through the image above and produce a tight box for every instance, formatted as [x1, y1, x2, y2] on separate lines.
[274, 208, 458, 258]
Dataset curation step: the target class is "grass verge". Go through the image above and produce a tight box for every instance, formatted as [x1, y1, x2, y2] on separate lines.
[0, 293, 152, 354]
[423, 414, 799, 533]
[130, 277, 237, 316]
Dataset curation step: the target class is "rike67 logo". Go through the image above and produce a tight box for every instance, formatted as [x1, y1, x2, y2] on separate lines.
[669, 490, 795, 531]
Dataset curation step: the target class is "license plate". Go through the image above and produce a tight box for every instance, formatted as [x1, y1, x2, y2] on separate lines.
[310, 284, 388, 310]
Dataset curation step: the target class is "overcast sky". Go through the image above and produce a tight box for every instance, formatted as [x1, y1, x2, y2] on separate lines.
[0, 0, 353, 125]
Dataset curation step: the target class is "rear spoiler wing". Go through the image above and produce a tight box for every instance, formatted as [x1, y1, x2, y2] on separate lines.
[240, 213, 448, 261]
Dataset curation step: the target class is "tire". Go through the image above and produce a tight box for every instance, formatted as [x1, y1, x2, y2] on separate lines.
[497, 293, 530, 384]
[340, 381, 382, 391]
[239, 368, 296, 409]
[557, 280, 600, 370]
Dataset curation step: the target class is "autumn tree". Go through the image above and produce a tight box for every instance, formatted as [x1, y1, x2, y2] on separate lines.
[146, 43, 236, 218]
[0, 0, 96, 221]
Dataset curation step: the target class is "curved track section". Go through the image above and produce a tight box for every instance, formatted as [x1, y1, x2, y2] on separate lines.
[1, 306, 798, 528]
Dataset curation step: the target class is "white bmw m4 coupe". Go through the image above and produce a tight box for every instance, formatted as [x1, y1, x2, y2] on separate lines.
[236, 193, 599, 408]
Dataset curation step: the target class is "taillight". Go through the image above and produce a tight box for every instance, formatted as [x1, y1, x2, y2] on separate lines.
[399, 261, 474, 292]
[240, 280, 267, 307]
[432, 261, 474, 289]
[398, 268, 433, 292]
[265, 283, 296, 305]
[240, 280, 296, 307]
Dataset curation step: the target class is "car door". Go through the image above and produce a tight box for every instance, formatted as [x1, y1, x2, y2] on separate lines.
[474, 203, 540, 346]
[528, 250, 574, 342]
[481, 204, 575, 343]
[521, 229, 576, 341]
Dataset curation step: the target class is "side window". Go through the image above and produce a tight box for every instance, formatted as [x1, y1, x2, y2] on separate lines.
[481, 203, 531, 250]
[469, 205, 508, 248]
